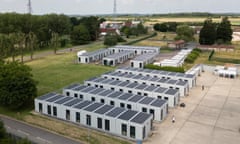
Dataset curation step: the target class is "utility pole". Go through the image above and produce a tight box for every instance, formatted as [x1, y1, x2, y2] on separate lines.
[27, 0, 32, 14]
[113, 0, 117, 18]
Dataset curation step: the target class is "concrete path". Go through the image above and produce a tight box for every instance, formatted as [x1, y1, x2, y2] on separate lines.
[144, 72, 240, 144]
[0, 116, 82, 144]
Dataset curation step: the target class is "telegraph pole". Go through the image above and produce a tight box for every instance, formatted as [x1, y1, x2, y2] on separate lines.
[113, 0, 117, 18]
[27, 0, 32, 14]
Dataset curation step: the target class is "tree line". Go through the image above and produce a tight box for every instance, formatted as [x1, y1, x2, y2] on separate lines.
[0, 13, 102, 61]
[199, 17, 233, 45]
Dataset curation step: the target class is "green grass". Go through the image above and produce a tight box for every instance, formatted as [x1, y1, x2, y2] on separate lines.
[26, 53, 113, 96]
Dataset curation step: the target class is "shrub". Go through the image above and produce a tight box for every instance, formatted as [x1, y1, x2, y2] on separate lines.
[144, 64, 185, 73]
[208, 50, 215, 61]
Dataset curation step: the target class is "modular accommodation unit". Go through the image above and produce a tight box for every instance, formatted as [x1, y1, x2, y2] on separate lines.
[213, 66, 238, 78]
[116, 67, 196, 88]
[102, 71, 189, 97]
[63, 84, 168, 122]
[130, 53, 157, 69]
[35, 94, 153, 141]
[84, 77, 179, 107]
[102, 51, 135, 66]
[78, 49, 114, 63]
[109, 45, 160, 55]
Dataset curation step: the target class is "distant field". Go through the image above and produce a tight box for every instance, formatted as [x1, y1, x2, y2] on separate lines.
[145, 17, 240, 26]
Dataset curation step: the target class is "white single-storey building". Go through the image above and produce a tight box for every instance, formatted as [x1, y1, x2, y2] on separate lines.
[63, 84, 168, 122]
[35, 93, 153, 141]
[102, 51, 135, 66]
[213, 66, 238, 78]
[84, 77, 180, 107]
[116, 67, 196, 88]
[130, 53, 157, 69]
[109, 45, 160, 55]
[78, 49, 114, 63]
[102, 71, 189, 97]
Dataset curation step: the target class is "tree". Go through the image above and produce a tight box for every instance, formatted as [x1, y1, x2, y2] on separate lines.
[216, 17, 233, 43]
[199, 18, 216, 45]
[70, 24, 91, 45]
[167, 22, 178, 32]
[104, 35, 118, 46]
[0, 61, 37, 109]
[79, 16, 100, 41]
[175, 25, 194, 42]
[158, 23, 168, 32]
[0, 120, 6, 139]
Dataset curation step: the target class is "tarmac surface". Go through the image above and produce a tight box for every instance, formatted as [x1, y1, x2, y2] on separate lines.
[0, 116, 82, 144]
[144, 71, 240, 144]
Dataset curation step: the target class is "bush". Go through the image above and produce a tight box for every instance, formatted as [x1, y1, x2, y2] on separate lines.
[104, 35, 118, 46]
[184, 48, 202, 63]
[144, 64, 185, 73]
[208, 50, 215, 61]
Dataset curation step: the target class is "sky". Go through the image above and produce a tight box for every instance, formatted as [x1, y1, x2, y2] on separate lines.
[1, 0, 240, 15]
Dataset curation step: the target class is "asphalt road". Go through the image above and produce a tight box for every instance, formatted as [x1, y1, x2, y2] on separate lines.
[0, 116, 81, 144]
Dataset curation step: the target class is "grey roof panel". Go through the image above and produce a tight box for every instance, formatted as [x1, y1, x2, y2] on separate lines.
[145, 85, 158, 92]
[95, 105, 114, 114]
[118, 81, 130, 87]
[155, 87, 168, 93]
[110, 80, 122, 85]
[46, 95, 64, 102]
[126, 82, 138, 88]
[102, 79, 114, 84]
[108, 91, 123, 98]
[149, 77, 160, 82]
[139, 97, 155, 105]
[132, 75, 143, 79]
[168, 72, 178, 76]
[81, 87, 96, 93]
[74, 101, 92, 109]
[118, 93, 133, 100]
[128, 95, 145, 102]
[84, 103, 103, 112]
[135, 84, 148, 90]
[64, 99, 82, 106]
[185, 74, 194, 78]
[141, 76, 151, 80]
[36, 93, 57, 100]
[55, 97, 73, 104]
[167, 79, 178, 84]
[165, 89, 178, 95]
[176, 80, 188, 86]
[131, 113, 152, 124]
[106, 107, 126, 117]
[118, 110, 138, 121]
[64, 83, 80, 90]
[151, 99, 167, 107]
[98, 90, 114, 97]
[157, 78, 168, 83]
[89, 88, 105, 94]
[74, 85, 88, 91]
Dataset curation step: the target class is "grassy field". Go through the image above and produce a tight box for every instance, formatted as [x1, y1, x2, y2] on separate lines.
[26, 52, 113, 96]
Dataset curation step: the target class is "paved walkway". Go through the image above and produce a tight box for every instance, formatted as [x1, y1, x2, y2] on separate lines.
[144, 71, 240, 144]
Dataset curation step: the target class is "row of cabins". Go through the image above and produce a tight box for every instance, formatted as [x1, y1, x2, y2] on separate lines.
[35, 93, 152, 141]
[34, 67, 197, 141]
[116, 67, 196, 88]
[130, 53, 157, 69]
[101, 71, 189, 97]
[214, 66, 238, 78]
[103, 51, 135, 66]
[63, 84, 168, 122]
[78, 45, 160, 67]
[154, 49, 192, 67]
[84, 77, 180, 107]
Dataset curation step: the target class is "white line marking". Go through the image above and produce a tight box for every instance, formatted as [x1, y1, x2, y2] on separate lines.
[17, 129, 30, 136]
[36, 137, 52, 144]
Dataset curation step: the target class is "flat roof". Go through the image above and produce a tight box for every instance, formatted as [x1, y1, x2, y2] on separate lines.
[103, 51, 134, 59]
[131, 53, 156, 62]
[165, 89, 178, 95]
[108, 91, 123, 98]
[118, 110, 138, 121]
[46, 95, 63, 102]
[139, 97, 155, 105]
[98, 90, 114, 97]
[128, 95, 145, 102]
[64, 99, 82, 107]
[118, 93, 133, 100]
[151, 99, 167, 107]
[55, 97, 73, 104]
[83, 103, 103, 112]
[106, 107, 125, 118]
[74, 101, 92, 110]
[36, 93, 57, 100]
[95, 105, 114, 115]
[131, 113, 152, 124]
[64, 83, 80, 90]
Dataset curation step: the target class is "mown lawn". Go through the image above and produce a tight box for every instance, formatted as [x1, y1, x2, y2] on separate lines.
[26, 52, 113, 96]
